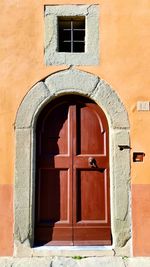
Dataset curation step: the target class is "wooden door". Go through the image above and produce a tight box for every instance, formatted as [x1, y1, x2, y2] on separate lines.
[34, 95, 111, 246]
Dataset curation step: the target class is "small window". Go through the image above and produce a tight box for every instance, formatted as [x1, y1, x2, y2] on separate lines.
[58, 16, 85, 53]
[44, 5, 99, 65]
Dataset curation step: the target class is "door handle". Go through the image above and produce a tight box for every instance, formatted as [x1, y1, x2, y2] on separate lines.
[88, 157, 97, 168]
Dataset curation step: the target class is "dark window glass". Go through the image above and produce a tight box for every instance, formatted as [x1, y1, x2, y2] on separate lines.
[58, 16, 85, 53]
[73, 42, 85, 53]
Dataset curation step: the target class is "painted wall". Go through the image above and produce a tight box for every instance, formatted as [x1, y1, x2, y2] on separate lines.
[0, 0, 150, 256]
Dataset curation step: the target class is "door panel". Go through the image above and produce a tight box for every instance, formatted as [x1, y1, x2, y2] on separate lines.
[35, 102, 73, 245]
[34, 96, 111, 246]
[76, 170, 106, 222]
[73, 100, 111, 245]
[39, 103, 69, 155]
[73, 228, 111, 246]
[77, 104, 105, 155]
[37, 169, 69, 224]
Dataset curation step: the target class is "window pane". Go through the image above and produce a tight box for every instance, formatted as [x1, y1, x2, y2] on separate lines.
[61, 30, 71, 41]
[59, 41, 71, 52]
[73, 42, 85, 53]
[73, 30, 85, 41]
[73, 19, 85, 29]
[59, 20, 71, 29]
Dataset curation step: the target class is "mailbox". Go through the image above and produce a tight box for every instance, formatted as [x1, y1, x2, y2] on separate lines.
[133, 152, 145, 162]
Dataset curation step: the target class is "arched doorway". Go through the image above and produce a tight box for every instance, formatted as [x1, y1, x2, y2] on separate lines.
[14, 69, 130, 256]
[34, 95, 111, 246]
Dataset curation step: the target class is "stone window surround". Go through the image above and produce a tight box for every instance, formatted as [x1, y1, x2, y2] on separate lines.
[44, 5, 99, 65]
[14, 69, 131, 257]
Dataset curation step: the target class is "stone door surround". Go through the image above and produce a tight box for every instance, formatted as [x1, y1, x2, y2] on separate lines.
[14, 69, 131, 257]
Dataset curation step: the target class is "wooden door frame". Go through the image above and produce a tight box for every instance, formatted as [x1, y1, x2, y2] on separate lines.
[14, 69, 131, 256]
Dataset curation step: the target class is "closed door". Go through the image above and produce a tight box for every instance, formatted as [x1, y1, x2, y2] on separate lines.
[34, 95, 111, 246]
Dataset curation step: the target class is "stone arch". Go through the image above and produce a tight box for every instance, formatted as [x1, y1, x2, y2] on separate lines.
[14, 69, 131, 256]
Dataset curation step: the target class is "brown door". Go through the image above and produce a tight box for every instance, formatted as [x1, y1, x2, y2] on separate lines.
[34, 95, 111, 246]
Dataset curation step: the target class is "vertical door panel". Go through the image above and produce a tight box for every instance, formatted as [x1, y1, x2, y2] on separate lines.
[73, 100, 111, 245]
[35, 102, 73, 246]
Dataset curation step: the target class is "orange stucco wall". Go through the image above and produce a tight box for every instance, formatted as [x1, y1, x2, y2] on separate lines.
[0, 0, 150, 256]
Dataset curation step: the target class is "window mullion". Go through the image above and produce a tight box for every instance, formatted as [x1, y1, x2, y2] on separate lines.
[71, 20, 74, 53]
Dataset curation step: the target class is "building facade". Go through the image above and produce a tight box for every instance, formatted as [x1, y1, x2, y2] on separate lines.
[0, 0, 150, 262]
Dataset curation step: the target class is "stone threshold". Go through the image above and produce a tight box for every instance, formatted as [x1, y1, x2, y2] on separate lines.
[31, 245, 114, 257]
[33, 245, 113, 251]
[14, 240, 131, 257]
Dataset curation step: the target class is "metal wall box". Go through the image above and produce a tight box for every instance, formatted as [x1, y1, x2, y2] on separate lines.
[133, 152, 145, 162]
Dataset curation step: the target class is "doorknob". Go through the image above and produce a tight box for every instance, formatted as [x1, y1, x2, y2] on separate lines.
[88, 157, 97, 168]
